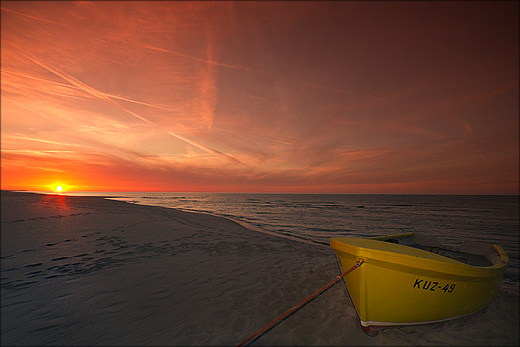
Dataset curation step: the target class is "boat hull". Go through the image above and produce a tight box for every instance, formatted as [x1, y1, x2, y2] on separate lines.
[330, 234, 508, 335]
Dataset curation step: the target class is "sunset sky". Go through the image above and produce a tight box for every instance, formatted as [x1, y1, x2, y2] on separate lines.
[1, 1, 518, 194]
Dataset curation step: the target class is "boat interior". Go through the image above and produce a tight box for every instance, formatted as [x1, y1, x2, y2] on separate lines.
[382, 233, 498, 267]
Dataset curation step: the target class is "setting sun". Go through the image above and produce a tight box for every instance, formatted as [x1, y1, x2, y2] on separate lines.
[56, 186, 63, 192]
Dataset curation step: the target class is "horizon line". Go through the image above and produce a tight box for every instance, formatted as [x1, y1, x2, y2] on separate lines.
[3, 189, 518, 197]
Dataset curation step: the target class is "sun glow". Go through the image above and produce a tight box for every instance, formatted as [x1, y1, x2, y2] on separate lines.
[50, 183, 68, 193]
[42, 182, 76, 193]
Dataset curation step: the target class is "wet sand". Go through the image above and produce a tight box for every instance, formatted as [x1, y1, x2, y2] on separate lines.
[1, 191, 518, 346]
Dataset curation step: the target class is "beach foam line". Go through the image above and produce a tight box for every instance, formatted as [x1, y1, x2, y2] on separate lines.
[114, 197, 331, 249]
[220, 215, 330, 249]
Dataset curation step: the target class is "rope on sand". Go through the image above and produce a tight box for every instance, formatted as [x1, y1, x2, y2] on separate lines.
[237, 260, 364, 347]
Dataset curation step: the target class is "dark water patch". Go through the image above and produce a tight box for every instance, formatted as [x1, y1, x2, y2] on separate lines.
[24, 263, 43, 268]
[25, 270, 42, 276]
[10, 280, 37, 289]
[51, 257, 69, 261]
[32, 323, 62, 333]
[44, 274, 61, 279]
[2, 267, 18, 272]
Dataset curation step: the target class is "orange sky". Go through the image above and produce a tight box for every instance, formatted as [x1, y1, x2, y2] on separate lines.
[1, 1, 519, 194]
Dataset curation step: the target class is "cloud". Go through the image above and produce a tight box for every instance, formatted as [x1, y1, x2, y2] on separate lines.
[1, 1, 518, 194]
[14, 52, 247, 165]
[0, 6, 67, 26]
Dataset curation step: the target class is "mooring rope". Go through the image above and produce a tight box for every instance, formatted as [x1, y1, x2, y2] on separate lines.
[236, 260, 364, 347]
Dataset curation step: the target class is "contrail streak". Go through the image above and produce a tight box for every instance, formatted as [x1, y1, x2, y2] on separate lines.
[4, 134, 82, 147]
[135, 42, 259, 73]
[19, 53, 246, 166]
[0, 6, 67, 26]
[23, 53, 153, 125]
[3, 68, 180, 111]
[166, 131, 245, 166]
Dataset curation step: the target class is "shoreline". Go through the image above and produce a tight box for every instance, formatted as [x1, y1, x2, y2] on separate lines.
[1, 191, 518, 346]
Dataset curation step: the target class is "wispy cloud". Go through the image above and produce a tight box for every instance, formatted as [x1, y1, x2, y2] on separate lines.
[0, 6, 67, 26]
[1, 1, 518, 193]
[22, 53, 155, 125]
[134, 42, 256, 72]
[17, 52, 246, 164]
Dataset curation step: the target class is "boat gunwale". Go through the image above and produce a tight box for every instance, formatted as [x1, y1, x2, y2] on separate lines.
[330, 235, 508, 275]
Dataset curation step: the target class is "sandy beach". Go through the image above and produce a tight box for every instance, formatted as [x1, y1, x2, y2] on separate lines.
[1, 191, 518, 346]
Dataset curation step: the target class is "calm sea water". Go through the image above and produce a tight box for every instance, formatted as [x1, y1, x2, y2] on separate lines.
[54, 192, 520, 286]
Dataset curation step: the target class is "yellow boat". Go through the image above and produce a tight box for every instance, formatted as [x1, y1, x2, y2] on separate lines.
[330, 233, 508, 336]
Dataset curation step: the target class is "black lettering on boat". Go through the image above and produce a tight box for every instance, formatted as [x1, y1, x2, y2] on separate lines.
[413, 279, 455, 293]
[413, 279, 423, 288]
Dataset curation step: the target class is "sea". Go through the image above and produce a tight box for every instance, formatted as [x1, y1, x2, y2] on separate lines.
[35, 192, 520, 287]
